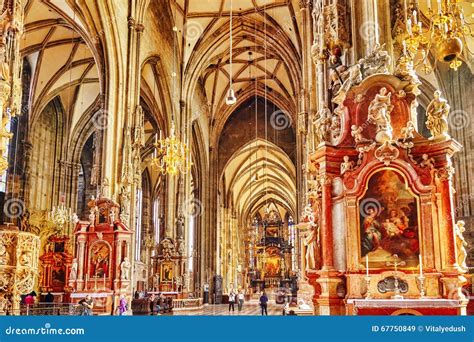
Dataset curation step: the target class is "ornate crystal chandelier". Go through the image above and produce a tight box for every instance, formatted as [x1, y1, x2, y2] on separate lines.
[49, 196, 76, 235]
[402, 0, 473, 71]
[150, 121, 192, 176]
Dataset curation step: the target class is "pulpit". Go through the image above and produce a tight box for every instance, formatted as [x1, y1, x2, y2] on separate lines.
[70, 196, 132, 314]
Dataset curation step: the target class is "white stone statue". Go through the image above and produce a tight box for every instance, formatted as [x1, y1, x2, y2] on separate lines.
[368, 87, 393, 143]
[351, 125, 364, 143]
[419, 154, 435, 170]
[455, 220, 468, 272]
[70, 258, 78, 281]
[426, 90, 450, 140]
[89, 209, 96, 227]
[340, 156, 354, 175]
[304, 224, 319, 270]
[120, 257, 131, 281]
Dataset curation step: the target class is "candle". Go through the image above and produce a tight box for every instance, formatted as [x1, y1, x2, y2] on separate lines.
[437, 0, 442, 13]
[413, 10, 418, 24]
[103, 274, 106, 288]
[365, 255, 369, 277]
[428, 0, 432, 11]
[419, 254, 423, 276]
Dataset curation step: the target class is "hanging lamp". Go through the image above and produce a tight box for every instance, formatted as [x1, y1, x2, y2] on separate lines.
[225, 0, 237, 105]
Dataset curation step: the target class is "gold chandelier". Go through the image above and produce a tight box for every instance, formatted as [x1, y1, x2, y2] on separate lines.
[150, 121, 192, 176]
[49, 197, 76, 235]
[402, 0, 473, 71]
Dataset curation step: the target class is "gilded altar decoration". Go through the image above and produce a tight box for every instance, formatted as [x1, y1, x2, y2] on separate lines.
[0, 1, 26, 175]
[426, 90, 450, 140]
[39, 235, 73, 293]
[0, 226, 40, 314]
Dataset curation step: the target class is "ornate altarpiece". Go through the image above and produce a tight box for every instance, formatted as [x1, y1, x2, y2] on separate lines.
[306, 72, 468, 315]
[70, 196, 132, 313]
[39, 235, 73, 294]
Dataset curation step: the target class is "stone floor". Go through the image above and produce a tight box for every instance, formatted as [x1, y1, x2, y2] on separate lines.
[171, 302, 285, 316]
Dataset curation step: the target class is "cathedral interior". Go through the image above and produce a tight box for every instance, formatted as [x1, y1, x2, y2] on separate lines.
[0, 0, 473, 316]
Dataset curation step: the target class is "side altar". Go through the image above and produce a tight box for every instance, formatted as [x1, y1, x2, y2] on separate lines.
[69, 196, 132, 314]
[303, 46, 469, 315]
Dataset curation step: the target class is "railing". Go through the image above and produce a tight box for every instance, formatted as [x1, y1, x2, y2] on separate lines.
[15, 303, 81, 316]
[172, 298, 203, 310]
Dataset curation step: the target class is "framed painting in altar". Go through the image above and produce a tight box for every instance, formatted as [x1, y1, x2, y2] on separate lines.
[89, 241, 111, 278]
[358, 169, 420, 268]
[160, 262, 174, 282]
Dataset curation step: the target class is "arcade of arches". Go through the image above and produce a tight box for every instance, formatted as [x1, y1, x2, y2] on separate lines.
[0, 0, 473, 316]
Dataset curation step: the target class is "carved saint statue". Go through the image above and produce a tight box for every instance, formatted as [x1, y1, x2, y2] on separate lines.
[455, 221, 468, 272]
[367, 87, 394, 143]
[426, 90, 450, 140]
[340, 156, 354, 175]
[176, 214, 184, 239]
[419, 154, 435, 170]
[70, 258, 78, 281]
[89, 208, 96, 227]
[120, 257, 131, 281]
[304, 224, 319, 270]
[0, 244, 9, 265]
[351, 125, 364, 143]
[119, 184, 131, 222]
[313, 105, 331, 145]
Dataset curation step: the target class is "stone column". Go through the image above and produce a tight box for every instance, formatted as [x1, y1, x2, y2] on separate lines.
[320, 174, 334, 269]
[76, 238, 86, 291]
[437, 165, 458, 271]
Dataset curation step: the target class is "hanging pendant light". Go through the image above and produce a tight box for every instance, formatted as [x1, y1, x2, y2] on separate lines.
[226, 0, 236, 105]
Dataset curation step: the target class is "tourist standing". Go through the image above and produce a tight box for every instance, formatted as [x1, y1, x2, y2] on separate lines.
[149, 294, 156, 315]
[228, 290, 236, 312]
[259, 291, 268, 316]
[118, 294, 128, 315]
[78, 295, 94, 316]
[237, 290, 244, 312]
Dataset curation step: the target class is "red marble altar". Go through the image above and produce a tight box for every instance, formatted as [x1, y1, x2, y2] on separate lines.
[305, 73, 468, 316]
[70, 196, 132, 313]
[39, 235, 73, 294]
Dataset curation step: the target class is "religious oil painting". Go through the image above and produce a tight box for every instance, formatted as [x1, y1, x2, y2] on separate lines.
[90, 241, 110, 278]
[161, 262, 174, 282]
[359, 169, 420, 267]
[263, 246, 281, 277]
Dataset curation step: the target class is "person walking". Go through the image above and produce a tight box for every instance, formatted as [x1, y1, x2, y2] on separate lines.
[228, 290, 236, 313]
[237, 290, 244, 312]
[118, 294, 128, 315]
[259, 291, 268, 316]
